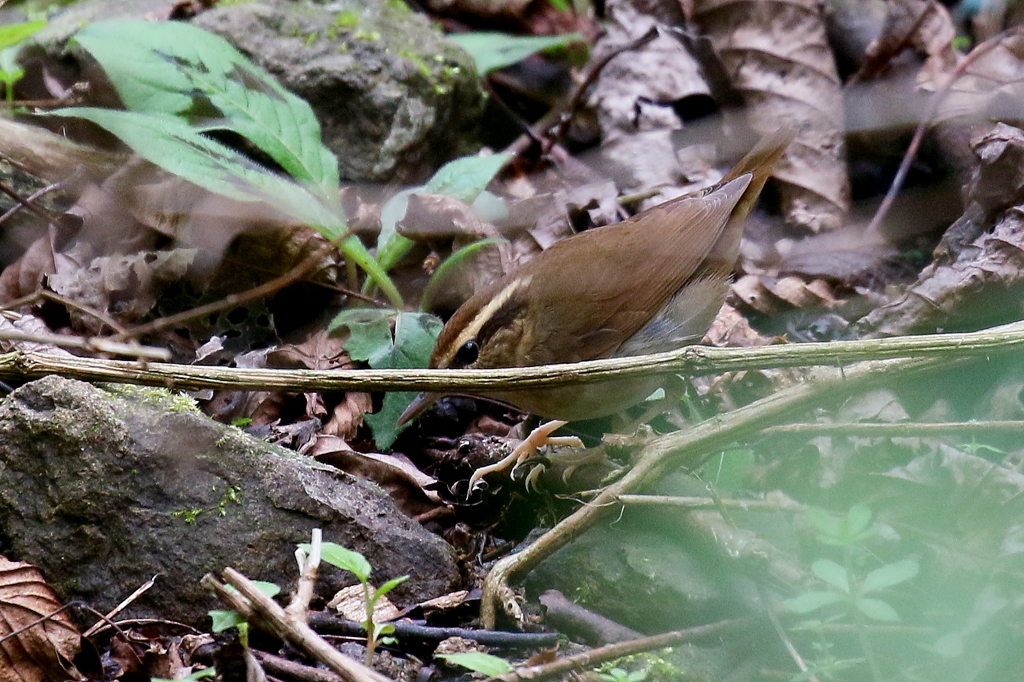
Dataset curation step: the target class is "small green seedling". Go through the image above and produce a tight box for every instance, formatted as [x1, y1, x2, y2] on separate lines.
[208, 580, 281, 647]
[436, 651, 514, 677]
[302, 542, 408, 666]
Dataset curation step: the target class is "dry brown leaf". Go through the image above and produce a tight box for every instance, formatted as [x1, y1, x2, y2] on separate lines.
[938, 26, 1024, 125]
[856, 192, 1024, 337]
[327, 584, 401, 622]
[268, 331, 351, 371]
[0, 557, 83, 682]
[853, 0, 959, 86]
[418, 590, 469, 611]
[691, 0, 850, 232]
[323, 392, 373, 440]
[312, 436, 443, 516]
[706, 302, 776, 347]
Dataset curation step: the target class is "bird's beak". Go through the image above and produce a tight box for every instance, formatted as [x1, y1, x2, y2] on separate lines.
[397, 391, 441, 427]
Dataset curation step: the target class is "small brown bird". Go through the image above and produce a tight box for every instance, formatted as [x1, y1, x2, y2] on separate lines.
[401, 129, 794, 485]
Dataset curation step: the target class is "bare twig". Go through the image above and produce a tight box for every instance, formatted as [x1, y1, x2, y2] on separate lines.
[865, 26, 1021, 235]
[83, 575, 159, 638]
[0, 179, 69, 227]
[203, 568, 393, 682]
[1, 288, 130, 335]
[503, 26, 659, 160]
[0, 329, 171, 360]
[287, 528, 321, 622]
[487, 619, 747, 682]
[762, 420, 1024, 437]
[308, 613, 560, 649]
[2, 320, 1024, 392]
[478, 354, 951, 627]
[111, 244, 331, 342]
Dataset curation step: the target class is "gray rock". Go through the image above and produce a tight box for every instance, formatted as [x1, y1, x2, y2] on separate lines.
[192, 0, 485, 182]
[0, 376, 458, 624]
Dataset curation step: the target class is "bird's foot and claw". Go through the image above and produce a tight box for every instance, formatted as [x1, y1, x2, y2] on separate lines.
[468, 420, 584, 492]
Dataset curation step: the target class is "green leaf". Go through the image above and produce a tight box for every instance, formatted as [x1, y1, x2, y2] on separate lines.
[437, 652, 515, 676]
[330, 309, 442, 447]
[209, 609, 244, 632]
[375, 153, 508, 273]
[310, 542, 372, 581]
[423, 153, 509, 204]
[843, 504, 873, 538]
[860, 559, 919, 593]
[806, 507, 842, 539]
[50, 107, 401, 306]
[783, 591, 845, 614]
[450, 31, 583, 74]
[856, 597, 901, 622]
[363, 312, 443, 448]
[932, 632, 964, 658]
[250, 580, 282, 597]
[812, 559, 850, 593]
[374, 575, 410, 600]
[73, 19, 339, 195]
[331, 308, 394, 362]
[0, 19, 46, 51]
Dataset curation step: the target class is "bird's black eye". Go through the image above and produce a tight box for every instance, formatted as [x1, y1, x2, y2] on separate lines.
[455, 340, 479, 366]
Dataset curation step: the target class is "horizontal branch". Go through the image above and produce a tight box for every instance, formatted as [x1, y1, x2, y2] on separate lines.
[1, 320, 1022, 392]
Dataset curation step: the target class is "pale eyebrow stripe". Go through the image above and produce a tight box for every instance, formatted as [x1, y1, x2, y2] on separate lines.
[445, 275, 532, 362]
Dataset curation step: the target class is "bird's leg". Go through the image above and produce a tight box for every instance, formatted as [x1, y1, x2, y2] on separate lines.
[468, 420, 584, 491]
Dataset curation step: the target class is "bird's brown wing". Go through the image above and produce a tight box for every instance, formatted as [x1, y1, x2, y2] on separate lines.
[520, 176, 750, 365]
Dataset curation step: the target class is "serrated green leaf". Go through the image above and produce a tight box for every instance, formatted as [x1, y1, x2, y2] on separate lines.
[783, 591, 845, 614]
[860, 559, 919, 593]
[308, 542, 372, 581]
[450, 31, 583, 74]
[364, 312, 442, 448]
[437, 652, 515, 676]
[74, 19, 339, 195]
[49, 107, 401, 306]
[423, 153, 509, 204]
[856, 597, 900, 622]
[331, 308, 394, 362]
[812, 559, 850, 593]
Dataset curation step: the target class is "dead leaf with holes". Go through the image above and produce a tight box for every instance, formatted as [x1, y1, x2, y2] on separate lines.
[690, 0, 850, 232]
[0, 557, 83, 682]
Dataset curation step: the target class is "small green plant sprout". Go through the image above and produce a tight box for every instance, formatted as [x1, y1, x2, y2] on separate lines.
[806, 504, 876, 548]
[436, 651, 514, 677]
[208, 580, 281, 648]
[301, 541, 409, 666]
[787, 506, 920, 622]
[784, 556, 920, 622]
[598, 667, 647, 682]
